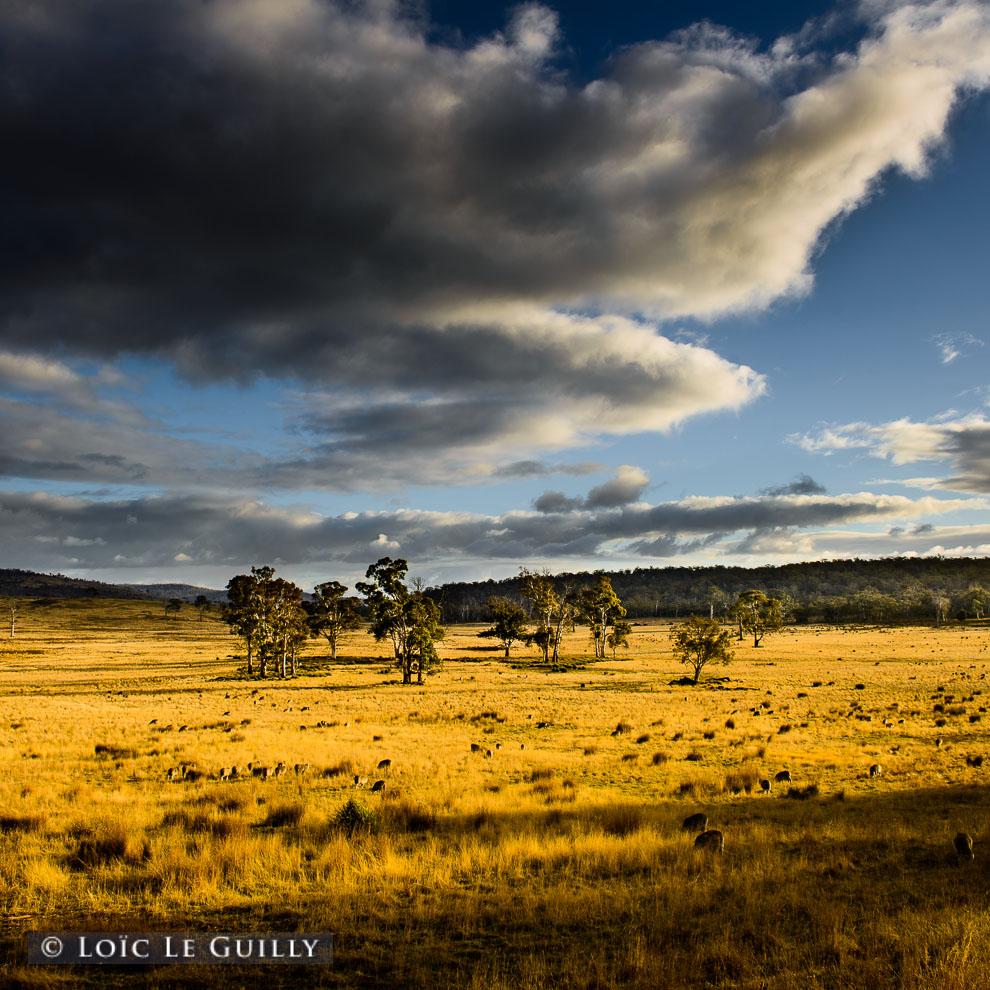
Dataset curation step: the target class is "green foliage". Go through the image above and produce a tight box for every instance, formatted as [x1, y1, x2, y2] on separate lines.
[607, 618, 632, 658]
[333, 798, 379, 837]
[576, 576, 627, 658]
[669, 615, 734, 684]
[222, 565, 308, 678]
[356, 557, 445, 684]
[731, 590, 784, 646]
[478, 596, 529, 657]
[307, 580, 363, 660]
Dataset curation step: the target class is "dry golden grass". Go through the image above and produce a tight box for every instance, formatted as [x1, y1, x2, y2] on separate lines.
[1, 598, 989, 988]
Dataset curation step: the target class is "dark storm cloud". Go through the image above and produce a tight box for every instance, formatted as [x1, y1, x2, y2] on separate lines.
[2, 0, 989, 375]
[760, 474, 827, 496]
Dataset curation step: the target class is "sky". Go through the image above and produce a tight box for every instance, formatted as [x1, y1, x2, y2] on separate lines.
[1, 0, 989, 592]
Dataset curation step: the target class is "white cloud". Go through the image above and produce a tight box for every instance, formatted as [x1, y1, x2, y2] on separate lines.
[793, 412, 990, 492]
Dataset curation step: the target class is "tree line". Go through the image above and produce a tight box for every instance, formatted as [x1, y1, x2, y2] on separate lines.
[431, 557, 990, 625]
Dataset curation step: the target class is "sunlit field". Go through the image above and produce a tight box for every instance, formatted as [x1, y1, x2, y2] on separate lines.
[1, 598, 989, 989]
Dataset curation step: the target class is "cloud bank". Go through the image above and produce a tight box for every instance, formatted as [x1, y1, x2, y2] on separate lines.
[2, 485, 982, 583]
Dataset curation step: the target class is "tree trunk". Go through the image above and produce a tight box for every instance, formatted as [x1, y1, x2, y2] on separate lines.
[504, 645, 510, 658]
[246, 639, 253, 678]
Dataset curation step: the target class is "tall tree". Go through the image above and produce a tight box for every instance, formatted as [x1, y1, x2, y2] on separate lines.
[194, 594, 210, 621]
[670, 616, 734, 684]
[479, 596, 529, 658]
[307, 580, 363, 660]
[224, 572, 261, 677]
[607, 618, 632, 658]
[576, 576, 627, 658]
[732, 590, 784, 647]
[357, 557, 445, 684]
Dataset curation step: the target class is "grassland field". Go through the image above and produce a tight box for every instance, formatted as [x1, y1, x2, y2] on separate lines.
[1, 597, 989, 989]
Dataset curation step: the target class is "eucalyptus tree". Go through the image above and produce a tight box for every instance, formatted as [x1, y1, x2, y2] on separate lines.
[223, 565, 308, 678]
[731, 590, 784, 647]
[357, 557, 445, 684]
[479, 596, 529, 658]
[576, 575, 626, 658]
[669, 616, 734, 684]
[518, 569, 579, 663]
[307, 580, 363, 660]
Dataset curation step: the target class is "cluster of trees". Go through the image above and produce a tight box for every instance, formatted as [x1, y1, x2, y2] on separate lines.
[223, 566, 310, 678]
[221, 557, 445, 683]
[434, 558, 990, 625]
[479, 572, 631, 662]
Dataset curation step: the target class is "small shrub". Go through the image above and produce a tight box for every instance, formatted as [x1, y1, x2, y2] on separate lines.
[947, 706, 967, 716]
[332, 799, 379, 837]
[583, 745, 598, 756]
[854, 684, 866, 691]
[685, 751, 703, 762]
[652, 751, 670, 766]
[778, 724, 793, 735]
[635, 734, 651, 744]
[784, 784, 820, 800]
[611, 721, 633, 736]
[672, 731, 683, 741]
[703, 731, 715, 740]
[529, 769, 554, 782]
[621, 753, 638, 763]
[935, 718, 948, 727]
[322, 759, 355, 779]
[724, 719, 735, 729]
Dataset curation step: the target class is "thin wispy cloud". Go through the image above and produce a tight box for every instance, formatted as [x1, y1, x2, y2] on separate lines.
[931, 331, 984, 363]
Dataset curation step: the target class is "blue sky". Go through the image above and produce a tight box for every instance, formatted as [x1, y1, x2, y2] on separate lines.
[1, 0, 989, 591]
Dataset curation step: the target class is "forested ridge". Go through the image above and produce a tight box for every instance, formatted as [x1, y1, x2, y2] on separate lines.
[431, 557, 990, 624]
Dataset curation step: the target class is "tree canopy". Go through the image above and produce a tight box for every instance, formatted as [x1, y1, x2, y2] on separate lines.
[669, 616, 734, 684]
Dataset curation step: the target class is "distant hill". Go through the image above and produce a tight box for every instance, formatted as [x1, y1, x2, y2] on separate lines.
[122, 583, 227, 604]
[0, 567, 158, 600]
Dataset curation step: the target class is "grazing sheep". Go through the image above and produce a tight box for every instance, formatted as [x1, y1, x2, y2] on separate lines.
[966, 755, 984, 768]
[681, 812, 708, 833]
[485, 749, 493, 759]
[371, 779, 386, 793]
[470, 743, 482, 753]
[495, 743, 502, 750]
[774, 770, 792, 783]
[377, 759, 392, 772]
[293, 763, 310, 776]
[694, 829, 724, 853]
[935, 737, 943, 749]
[183, 768, 204, 782]
[252, 765, 274, 780]
[166, 766, 182, 782]
[520, 744, 526, 750]
[759, 779, 772, 794]
[273, 762, 288, 779]
[869, 763, 882, 778]
[353, 775, 368, 788]
[954, 832, 974, 864]
[217, 767, 233, 782]
[230, 766, 241, 779]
